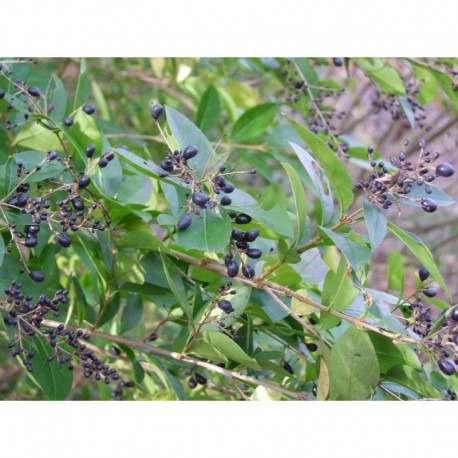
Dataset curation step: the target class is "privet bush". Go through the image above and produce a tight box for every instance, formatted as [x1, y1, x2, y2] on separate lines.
[0, 57, 457, 400]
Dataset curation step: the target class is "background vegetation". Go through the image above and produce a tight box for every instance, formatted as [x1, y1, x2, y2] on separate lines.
[1, 57, 458, 400]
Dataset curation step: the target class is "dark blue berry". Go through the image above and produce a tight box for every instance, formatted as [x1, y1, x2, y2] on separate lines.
[27, 86, 41, 97]
[439, 360, 456, 376]
[178, 214, 192, 230]
[85, 144, 96, 158]
[83, 103, 96, 115]
[436, 163, 455, 178]
[29, 271, 45, 283]
[183, 145, 199, 160]
[151, 104, 164, 120]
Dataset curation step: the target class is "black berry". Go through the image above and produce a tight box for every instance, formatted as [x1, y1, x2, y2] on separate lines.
[57, 233, 71, 248]
[178, 214, 192, 231]
[188, 377, 197, 389]
[246, 248, 262, 259]
[419, 266, 430, 282]
[78, 175, 91, 189]
[231, 229, 244, 240]
[218, 299, 234, 313]
[83, 103, 96, 115]
[439, 359, 456, 376]
[160, 160, 174, 172]
[450, 306, 458, 322]
[0, 89, 5, 99]
[85, 144, 96, 158]
[235, 214, 252, 224]
[226, 261, 239, 278]
[27, 86, 41, 97]
[195, 373, 207, 385]
[244, 228, 259, 242]
[183, 145, 199, 160]
[282, 361, 294, 375]
[242, 264, 255, 278]
[222, 183, 234, 193]
[306, 343, 318, 352]
[220, 196, 231, 206]
[332, 58, 343, 67]
[47, 150, 58, 161]
[421, 198, 437, 213]
[436, 163, 455, 178]
[192, 192, 210, 208]
[151, 104, 164, 120]
[423, 287, 437, 298]
[29, 271, 45, 283]
[64, 116, 73, 126]
[98, 157, 108, 168]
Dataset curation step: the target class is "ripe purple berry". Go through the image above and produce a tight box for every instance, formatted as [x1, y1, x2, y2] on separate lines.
[244, 228, 259, 242]
[183, 145, 199, 160]
[218, 300, 234, 313]
[420, 198, 437, 213]
[220, 196, 232, 206]
[242, 264, 255, 278]
[450, 306, 458, 322]
[78, 175, 91, 188]
[177, 214, 192, 231]
[423, 287, 437, 298]
[83, 103, 96, 115]
[439, 359, 456, 376]
[235, 214, 252, 224]
[192, 192, 210, 208]
[436, 163, 455, 178]
[419, 266, 430, 282]
[246, 248, 262, 259]
[226, 261, 239, 278]
[151, 104, 164, 120]
[29, 271, 45, 283]
[57, 233, 71, 248]
[27, 86, 41, 97]
[85, 144, 96, 158]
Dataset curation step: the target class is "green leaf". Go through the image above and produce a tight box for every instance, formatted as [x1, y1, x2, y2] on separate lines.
[13, 121, 61, 152]
[387, 251, 404, 292]
[13, 150, 66, 183]
[26, 336, 73, 400]
[318, 227, 371, 272]
[72, 110, 103, 156]
[321, 256, 359, 312]
[121, 294, 144, 333]
[368, 332, 421, 374]
[231, 103, 277, 143]
[286, 118, 354, 215]
[385, 365, 441, 399]
[398, 183, 454, 208]
[387, 222, 449, 296]
[74, 57, 89, 109]
[1, 156, 17, 196]
[289, 141, 333, 225]
[165, 105, 214, 180]
[48, 74, 68, 122]
[354, 58, 406, 95]
[160, 253, 192, 321]
[202, 331, 262, 370]
[281, 162, 307, 247]
[227, 201, 293, 238]
[177, 209, 232, 253]
[363, 200, 387, 252]
[413, 65, 439, 105]
[116, 175, 153, 206]
[328, 327, 380, 400]
[196, 85, 220, 133]
[0, 234, 4, 269]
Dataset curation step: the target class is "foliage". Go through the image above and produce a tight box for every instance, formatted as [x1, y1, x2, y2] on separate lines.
[1, 57, 458, 401]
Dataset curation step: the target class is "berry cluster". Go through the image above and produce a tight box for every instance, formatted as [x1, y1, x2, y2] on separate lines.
[403, 267, 458, 378]
[188, 372, 207, 389]
[371, 79, 431, 131]
[2, 151, 112, 282]
[1, 281, 133, 395]
[151, 104, 262, 277]
[279, 60, 348, 157]
[224, 219, 262, 279]
[355, 139, 455, 212]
